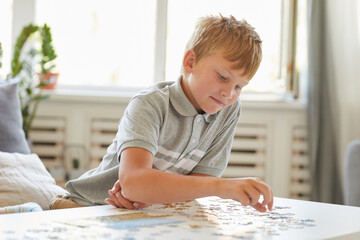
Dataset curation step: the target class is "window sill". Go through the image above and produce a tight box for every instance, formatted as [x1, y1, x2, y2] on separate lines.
[42, 88, 138, 104]
[42, 88, 306, 111]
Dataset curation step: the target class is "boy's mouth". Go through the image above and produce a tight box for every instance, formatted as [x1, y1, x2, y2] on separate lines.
[210, 96, 225, 106]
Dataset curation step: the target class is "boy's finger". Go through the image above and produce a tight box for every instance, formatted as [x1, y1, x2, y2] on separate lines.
[260, 189, 274, 211]
[114, 191, 134, 209]
[268, 190, 274, 211]
[110, 181, 121, 193]
[237, 190, 251, 206]
[105, 198, 122, 208]
[105, 198, 121, 208]
[268, 199, 273, 211]
[108, 190, 128, 208]
[253, 183, 273, 207]
[133, 202, 151, 208]
[108, 190, 120, 207]
[104, 198, 112, 206]
[245, 187, 261, 206]
[252, 202, 267, 212]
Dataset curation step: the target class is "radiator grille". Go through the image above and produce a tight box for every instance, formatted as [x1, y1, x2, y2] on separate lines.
[222, 123, 267, 180]
[90, 118, 118, 169]
[290, 125, 311, 200]
[29, 116, 66, 169]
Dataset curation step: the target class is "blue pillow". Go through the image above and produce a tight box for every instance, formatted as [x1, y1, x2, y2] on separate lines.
[0, 81, 30, 154]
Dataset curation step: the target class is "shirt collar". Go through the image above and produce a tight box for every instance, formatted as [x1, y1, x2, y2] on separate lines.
[169, 76, 216, 123]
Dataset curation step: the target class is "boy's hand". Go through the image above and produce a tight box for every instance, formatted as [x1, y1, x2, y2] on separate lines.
[105, 180, 150, 209]
[219, 177, 273, 212]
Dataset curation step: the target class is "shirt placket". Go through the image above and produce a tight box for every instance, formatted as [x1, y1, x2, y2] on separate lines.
[182, 115, 204, 157]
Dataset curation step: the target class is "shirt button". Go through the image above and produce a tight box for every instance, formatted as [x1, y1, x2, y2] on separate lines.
[192, 138, 196, 144]
[196, 118, 201, 123]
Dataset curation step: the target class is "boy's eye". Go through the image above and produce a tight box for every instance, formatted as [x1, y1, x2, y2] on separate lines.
[218, 74, 227, 81]
[235, 85, 241, 89]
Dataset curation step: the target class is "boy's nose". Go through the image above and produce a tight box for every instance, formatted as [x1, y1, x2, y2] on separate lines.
[220, 88, 234, 98]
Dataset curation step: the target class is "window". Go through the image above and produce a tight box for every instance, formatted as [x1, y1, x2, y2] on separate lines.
[0, 0, 13, 79]
[35, 0, 157, 88]
[12, 0, 297, 95]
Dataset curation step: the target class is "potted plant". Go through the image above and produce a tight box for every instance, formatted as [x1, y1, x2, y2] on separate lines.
[6, 23, 57, 138]
[17, 53, 49, 139]
[38, 23, 58, 90]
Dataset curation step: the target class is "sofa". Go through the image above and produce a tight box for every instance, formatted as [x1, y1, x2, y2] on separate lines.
[344, 140, 360, 207]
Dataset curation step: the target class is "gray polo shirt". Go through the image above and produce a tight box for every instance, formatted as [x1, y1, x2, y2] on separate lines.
[66, 77, 241, 205]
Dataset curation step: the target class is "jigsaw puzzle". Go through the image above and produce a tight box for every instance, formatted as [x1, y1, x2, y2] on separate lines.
[0, 197, 315, 239]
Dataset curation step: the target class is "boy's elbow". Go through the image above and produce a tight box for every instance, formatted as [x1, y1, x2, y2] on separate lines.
[119, 171, 144, 202]
[118, 173, 134, 199]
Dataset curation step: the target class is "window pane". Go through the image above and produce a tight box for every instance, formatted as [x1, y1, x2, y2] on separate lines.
[35, 0, 157, 88]
[166, 0, 283, 93]
[0, 0, 13, 78]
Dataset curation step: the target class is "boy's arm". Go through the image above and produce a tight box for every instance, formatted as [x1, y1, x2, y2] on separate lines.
[106, 172, 212, 208]
[109, 147, 273, 212]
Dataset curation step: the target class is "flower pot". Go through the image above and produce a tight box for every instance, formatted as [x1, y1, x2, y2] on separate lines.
[39, 72, 59, 89]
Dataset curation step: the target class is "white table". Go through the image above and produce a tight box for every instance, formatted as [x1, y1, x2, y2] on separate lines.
[0, 197, 359, 239]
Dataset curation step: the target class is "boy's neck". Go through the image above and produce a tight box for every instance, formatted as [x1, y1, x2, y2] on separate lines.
[180, 76, 204, 114]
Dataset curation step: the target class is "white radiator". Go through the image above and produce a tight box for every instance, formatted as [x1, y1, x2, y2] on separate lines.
[290, 125, 311, 200]
[29, 116, 66, 169]
[223, 123, 267, 180]
[90, 118, 119, 169]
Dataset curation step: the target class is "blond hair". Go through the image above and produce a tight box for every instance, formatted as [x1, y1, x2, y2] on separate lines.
[182, 15, 262, 79]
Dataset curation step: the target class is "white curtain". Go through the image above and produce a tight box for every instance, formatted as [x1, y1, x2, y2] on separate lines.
[307, 0, 360, 204]
[327, 0, 360, 177]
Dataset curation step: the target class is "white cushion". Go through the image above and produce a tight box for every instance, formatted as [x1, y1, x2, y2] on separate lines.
[0, 151, 68, 210]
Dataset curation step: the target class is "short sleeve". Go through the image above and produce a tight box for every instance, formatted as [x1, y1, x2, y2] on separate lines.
[115, 95, 162, 160]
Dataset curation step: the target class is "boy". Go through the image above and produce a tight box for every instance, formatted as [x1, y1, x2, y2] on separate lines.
[60, 15, 273, 212]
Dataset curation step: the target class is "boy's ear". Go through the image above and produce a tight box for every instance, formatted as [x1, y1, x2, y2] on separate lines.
[183, 49, 196, 74]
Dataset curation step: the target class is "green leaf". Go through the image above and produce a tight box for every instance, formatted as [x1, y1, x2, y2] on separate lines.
[11, 24, 38, 77]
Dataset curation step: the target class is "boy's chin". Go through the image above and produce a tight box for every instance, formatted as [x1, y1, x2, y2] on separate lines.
[202, 107, 222, 115]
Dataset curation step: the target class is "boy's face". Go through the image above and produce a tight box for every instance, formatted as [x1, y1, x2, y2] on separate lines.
[182, 50, 250, 114]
